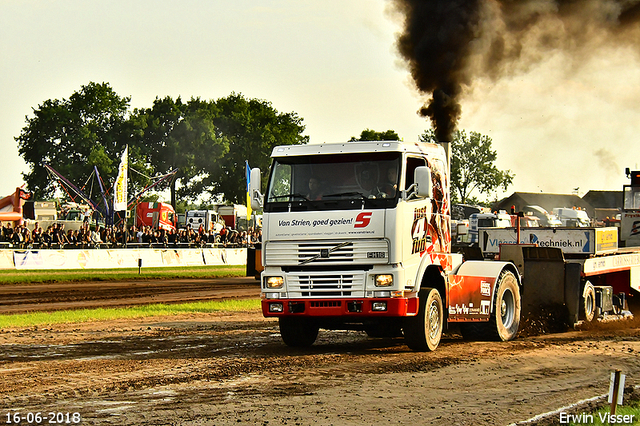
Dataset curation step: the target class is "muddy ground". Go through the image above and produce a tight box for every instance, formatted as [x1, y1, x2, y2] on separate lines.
[1, 278, 639, 425]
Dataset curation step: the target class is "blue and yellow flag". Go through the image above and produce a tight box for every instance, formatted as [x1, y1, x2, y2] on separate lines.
[245, 160, 252, 218]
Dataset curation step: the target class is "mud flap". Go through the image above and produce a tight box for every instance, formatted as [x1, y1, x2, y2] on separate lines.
[521, 247, 568, 320]
[564, 262, 582, 324]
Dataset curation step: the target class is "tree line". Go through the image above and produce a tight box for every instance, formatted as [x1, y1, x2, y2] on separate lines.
[16, 82, 309, 208]
[16, 82, 512, 209]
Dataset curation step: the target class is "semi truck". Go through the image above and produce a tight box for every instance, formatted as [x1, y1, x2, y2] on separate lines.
[621, 168, 640, 247]
[135, 202, 176, 232]
[553, 207, 591, 227]
[185, 210, 225, 233]
[468, 211, 512, 244]
[249, 140, 639, 351]
[468, 210, 541, 245]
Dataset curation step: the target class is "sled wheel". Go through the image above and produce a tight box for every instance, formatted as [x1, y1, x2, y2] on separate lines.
[404, 288, 443, 351]
[581, 282, 596, 322]
[279, 317, 319, 347]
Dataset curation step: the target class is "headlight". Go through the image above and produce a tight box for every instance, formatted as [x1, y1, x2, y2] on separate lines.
[268, 302, 284, 313]
[265, 276, 284, 289]
[375, 274, 394, 287]
[372, 301, 388, 311]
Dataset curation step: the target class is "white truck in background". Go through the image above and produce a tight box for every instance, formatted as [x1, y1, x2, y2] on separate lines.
[468, 211, 512, 245]
[185, 210, 225, 233]
[621, 169, 640, 247]
[525, 205, 562, 227]
[553, 207, 591, 227]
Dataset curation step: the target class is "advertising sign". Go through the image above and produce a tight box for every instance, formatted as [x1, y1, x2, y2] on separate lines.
[480, 227, 618, 255]
[266, 210, 384, 240]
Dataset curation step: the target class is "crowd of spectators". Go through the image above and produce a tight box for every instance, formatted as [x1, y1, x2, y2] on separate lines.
[0, 221, 262, 250]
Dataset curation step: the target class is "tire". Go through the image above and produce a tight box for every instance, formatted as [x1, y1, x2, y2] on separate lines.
[464, 270, 521, 341]
[403, 288, 443, 351]
[581, 282, 596, 322]
[491, 270, 521, 341]
[279, 317, 319, 347]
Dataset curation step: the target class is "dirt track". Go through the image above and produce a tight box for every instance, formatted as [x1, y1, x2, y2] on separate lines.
[1, 278, 640, 425]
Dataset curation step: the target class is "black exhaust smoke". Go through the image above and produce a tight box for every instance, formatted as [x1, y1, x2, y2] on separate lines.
[393, 0, 640, 142]
[395, 0, 482, 143]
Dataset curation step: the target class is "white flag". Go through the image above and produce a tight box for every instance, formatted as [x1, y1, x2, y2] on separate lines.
[113, 146, 128, 211]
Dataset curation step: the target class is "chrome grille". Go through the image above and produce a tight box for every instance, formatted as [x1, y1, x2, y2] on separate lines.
[265, 240, 388, 266]
[287, 272, 365, 297]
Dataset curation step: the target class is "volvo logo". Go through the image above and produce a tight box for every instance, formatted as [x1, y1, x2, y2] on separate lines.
[299, 242, 350, 265]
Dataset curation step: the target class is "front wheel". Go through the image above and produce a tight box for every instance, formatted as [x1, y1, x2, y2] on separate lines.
[403, 288, 443, 351]
[279, 317, 319, 347]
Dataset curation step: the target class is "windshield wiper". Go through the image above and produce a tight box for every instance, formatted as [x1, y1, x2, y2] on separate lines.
[323, 191, 367, 199]
[270, 193, 308, 201]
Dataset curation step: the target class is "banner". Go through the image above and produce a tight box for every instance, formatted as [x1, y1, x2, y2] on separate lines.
[113, 146, 128, 211]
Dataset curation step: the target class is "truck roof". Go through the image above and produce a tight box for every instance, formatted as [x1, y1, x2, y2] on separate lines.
[270, 140, 446, 158]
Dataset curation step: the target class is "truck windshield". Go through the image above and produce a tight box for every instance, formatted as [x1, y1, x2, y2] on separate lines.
[624, 186, 640, 210]
[265, 152, 401, 212]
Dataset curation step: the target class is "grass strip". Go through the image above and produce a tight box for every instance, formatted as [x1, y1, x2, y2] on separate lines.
[0, 299, 262, 329]
[565, 399, 640, 425]
[0, 265, 246, 285]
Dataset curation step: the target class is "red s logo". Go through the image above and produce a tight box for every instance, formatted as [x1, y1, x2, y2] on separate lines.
[355, 212, 372, 228]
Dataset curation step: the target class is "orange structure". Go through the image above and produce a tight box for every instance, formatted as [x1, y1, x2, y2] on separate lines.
[0, 187, 30, 225]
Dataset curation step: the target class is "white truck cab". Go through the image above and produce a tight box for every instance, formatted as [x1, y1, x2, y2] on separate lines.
[468, 211, 512, 244]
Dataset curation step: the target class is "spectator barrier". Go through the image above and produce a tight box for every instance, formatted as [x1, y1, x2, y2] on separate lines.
[1, 247, 247, 270]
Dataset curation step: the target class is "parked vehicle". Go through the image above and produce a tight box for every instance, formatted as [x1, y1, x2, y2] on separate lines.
[525, 205, 562, 227]
[553, 207, 591, 227]
[135, 202, 176, 232]
[185, 210, 225, 233]
[621, 168, 640, 247]
[468, 211, 512, 244]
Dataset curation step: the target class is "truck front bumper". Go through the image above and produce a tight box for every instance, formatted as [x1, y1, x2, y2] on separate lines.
[262, 297, 418, 318]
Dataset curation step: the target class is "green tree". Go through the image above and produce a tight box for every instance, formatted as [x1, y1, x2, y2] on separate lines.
[132, 96, 229, 207]
[17, 84, 308, 211]
[210, 93, 309, 205]
[420, 129, 514, 204]
[349, 129, 400, 141]
[16, 82, 132, 200]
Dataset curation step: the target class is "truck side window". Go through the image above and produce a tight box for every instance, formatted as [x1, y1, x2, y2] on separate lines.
[405, 157, 427, 191]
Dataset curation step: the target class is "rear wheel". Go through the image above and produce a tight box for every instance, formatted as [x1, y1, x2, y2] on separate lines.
[492, 271, 521, 341]
[403, 288, 443, 351]
[461, 270, 520, 341]
[279, 317, 319, 347]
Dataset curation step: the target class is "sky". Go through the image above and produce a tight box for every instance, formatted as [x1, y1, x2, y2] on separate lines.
[0, 0, 637, 203]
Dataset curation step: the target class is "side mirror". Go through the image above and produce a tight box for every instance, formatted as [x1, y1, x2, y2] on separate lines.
[249, 168, 263, 211]
[414, 166, 432, 198]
